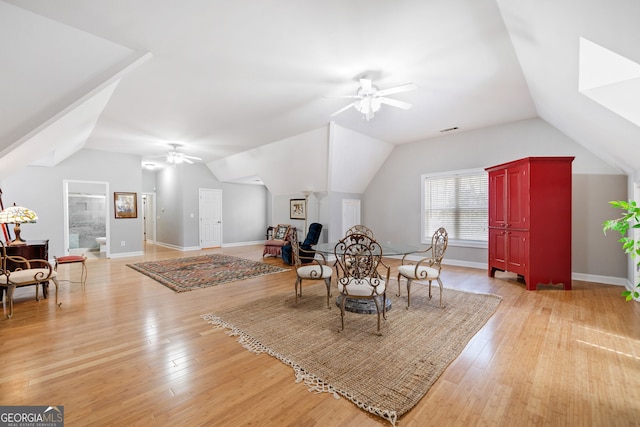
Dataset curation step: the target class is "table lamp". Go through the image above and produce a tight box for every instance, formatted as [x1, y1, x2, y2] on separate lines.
[0, 203, 38, 245]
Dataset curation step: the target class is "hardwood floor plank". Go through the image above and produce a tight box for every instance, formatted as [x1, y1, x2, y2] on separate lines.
[1, 244, 639, 426]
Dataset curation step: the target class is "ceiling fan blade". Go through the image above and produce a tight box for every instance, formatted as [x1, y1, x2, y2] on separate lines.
[379, 97, 412, 110]
[359, 78, 373, 93]
[184, 155, 202, 161]
[376, 83, 417, 97]
[183, 157, 194, 164]
[330, 102, 356, 117]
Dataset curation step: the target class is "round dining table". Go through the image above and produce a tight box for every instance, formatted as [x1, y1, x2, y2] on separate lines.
[313, 241, 426, 313]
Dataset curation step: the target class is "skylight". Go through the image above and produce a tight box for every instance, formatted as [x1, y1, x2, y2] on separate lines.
[579, 37, 640, 127]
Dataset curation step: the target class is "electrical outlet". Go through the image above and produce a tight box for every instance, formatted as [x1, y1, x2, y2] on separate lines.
[121, 241, 126, 246]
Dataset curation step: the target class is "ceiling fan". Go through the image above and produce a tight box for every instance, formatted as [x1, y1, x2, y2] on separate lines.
[157, 143, 202, 164]
[331, 77, 417, 121]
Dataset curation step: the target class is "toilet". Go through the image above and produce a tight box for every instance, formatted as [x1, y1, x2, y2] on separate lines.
[96, 237, 107, 253]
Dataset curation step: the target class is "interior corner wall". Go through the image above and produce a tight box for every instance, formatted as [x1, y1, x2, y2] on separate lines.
[156, 165, 184, 247]
[363, 117, 627, 281]
[157, 163, 268, 248]
[0, 148, 143, 258]
[221, 182, 268, 244]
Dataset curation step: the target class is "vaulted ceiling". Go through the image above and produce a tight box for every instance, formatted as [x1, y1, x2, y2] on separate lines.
[1, 0, 639, 183]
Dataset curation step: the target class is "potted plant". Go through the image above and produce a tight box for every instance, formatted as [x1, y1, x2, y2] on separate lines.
[602, 200, 640, 301]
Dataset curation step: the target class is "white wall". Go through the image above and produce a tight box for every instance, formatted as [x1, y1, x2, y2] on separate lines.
[1, 149, 143, 258]
[363, 117, 627, 282]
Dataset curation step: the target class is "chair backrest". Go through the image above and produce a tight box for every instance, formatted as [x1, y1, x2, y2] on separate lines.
[334, 233, 384, 288]
[302, 222, 322, 246]
[345, 224, 374, 238]
[431, 227, 449, 263]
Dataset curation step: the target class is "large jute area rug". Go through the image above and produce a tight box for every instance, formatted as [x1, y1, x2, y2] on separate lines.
[127, 254, 288, 292]
[202, 283, 501, 425]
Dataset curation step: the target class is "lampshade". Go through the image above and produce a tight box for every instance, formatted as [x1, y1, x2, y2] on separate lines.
[0, 204, 38, 245]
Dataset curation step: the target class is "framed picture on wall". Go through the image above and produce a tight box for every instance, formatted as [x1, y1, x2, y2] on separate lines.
[290, 199, 305, 220]
[114, 192, 137, 218]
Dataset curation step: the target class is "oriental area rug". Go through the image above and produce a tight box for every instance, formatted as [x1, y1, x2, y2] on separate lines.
[201, 283, 501, 426]
[127, 254, 288, 292]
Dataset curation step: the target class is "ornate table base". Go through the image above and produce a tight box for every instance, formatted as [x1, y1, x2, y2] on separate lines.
[335, 294, 392, 314]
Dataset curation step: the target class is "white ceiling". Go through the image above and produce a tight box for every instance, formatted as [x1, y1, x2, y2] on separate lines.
[1, 0, 640, 178]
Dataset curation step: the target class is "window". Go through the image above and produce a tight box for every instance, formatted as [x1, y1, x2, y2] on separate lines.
[422, 169, 488, 246]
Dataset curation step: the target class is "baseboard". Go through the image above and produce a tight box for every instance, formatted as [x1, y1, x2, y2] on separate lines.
[110, 251, 144, 259]
[570, 272, 628, 287]
[222, 240, 265, 247]
[154, 241, 182, 251]
[395, 255, 629, 286]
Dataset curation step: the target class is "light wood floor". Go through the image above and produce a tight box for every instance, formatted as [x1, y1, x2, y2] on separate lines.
[1, 243, 639, 426]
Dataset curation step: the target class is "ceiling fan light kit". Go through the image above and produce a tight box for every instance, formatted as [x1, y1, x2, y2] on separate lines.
[155, 143, 202, 165]
[331, 77, 417, 121]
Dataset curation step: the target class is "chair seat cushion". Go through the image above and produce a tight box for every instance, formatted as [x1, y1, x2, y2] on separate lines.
[297, 265, 333, 279]
[398, 265, 439, 280]
[56, 255, 86, 264]
[338, 277, 386, 296]
[0, 268, 57, 285]
[264, 239, 287, 247]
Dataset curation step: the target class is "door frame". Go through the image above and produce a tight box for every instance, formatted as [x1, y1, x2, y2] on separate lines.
[141, 192, 157, 244]
[63, 179, 109, 257]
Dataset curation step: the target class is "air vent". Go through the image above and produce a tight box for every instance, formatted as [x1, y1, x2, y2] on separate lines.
[440, 126, 459, 133]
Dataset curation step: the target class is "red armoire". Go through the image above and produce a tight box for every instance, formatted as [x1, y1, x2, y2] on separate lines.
[486, 157, 574, 290]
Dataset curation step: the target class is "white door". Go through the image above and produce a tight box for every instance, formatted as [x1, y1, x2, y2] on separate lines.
[142, 193, 156, 243]
[341, 199, 361, 236]
[200, 188, 222, 248]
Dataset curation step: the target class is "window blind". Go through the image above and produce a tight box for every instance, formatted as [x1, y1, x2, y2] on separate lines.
[423, 170, 488, 243]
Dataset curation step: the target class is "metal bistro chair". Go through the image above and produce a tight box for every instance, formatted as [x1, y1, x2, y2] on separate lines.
[397, 227, 448, 309]
[0, 240, 60, 319]
[334, 233, 390, 334]
[345, 224, 375, 238]
[291, 232, 333, 308]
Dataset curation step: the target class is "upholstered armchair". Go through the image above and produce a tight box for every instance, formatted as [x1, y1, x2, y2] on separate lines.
[397, 227, 448, 308]
[282, 222, 322, 266]
[263, 224, 295, 258]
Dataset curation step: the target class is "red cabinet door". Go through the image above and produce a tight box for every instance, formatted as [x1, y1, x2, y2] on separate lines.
[488, 170, 506, 228]
[506, 163, 529, 230]
[505, 230, 527, 276]
[488, 228, 506, 271]
[488, 163, 529, 229]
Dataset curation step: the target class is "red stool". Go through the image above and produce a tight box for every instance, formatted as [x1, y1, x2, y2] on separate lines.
[54, 255, 87, 288]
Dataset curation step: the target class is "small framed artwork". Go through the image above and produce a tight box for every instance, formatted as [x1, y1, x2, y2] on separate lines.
[290, 199, 305, 220]
[114, 192, 137, 219]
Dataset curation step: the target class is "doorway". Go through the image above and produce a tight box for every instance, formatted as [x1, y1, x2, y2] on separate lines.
[199, 188, 222, 248]
[63, 180, 109, 258]
[341, 199, 361, 236]
[141, 193, 156, 244]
